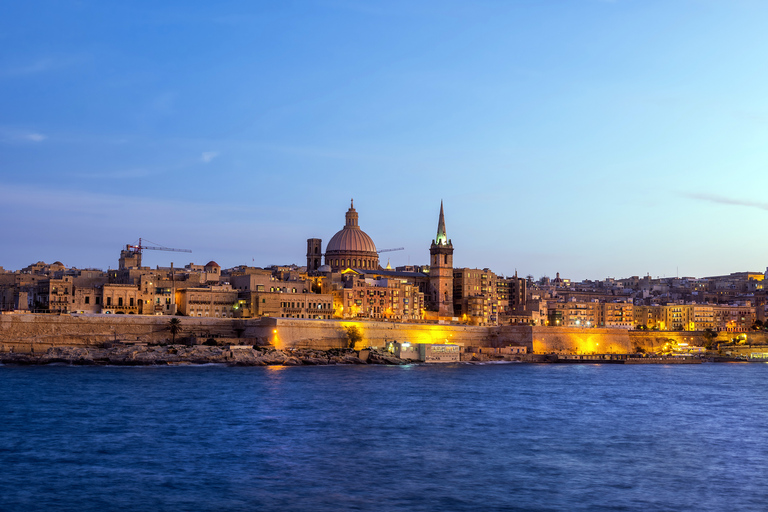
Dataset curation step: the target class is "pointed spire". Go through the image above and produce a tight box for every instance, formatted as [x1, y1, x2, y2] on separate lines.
[435, 200, 448, 245]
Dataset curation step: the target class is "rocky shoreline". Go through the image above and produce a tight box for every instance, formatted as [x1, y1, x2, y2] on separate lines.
[0, 345, 412, 366]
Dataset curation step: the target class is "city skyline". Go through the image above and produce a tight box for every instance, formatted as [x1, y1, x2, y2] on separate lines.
[2, 1, 768, 279]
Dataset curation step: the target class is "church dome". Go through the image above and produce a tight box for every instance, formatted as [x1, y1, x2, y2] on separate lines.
[324, 200, 379, 271]
[326, 227, 377, 253]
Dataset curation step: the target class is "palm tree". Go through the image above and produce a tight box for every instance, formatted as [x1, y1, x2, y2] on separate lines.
[168, 317, 182, 344]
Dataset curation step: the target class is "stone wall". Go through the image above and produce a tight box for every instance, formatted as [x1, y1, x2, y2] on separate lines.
[4, 313, 766, 355]
[527, 326, 633, 354]
[0, 313, 256, 353]
[262, 319, 497, 351]
[0, 314, 500, 353]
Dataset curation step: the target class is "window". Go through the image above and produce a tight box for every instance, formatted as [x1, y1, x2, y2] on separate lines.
[118, 297, 123, 307]
[84, 296, 90, 304]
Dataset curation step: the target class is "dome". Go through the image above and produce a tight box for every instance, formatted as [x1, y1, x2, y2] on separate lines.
[324, 200, 379, 272]
[326, 227, 377, 253]
[205, 261, 220, 268]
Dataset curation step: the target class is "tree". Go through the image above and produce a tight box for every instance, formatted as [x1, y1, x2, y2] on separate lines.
[167, 317, 182, 344]
[344, 325, 363, 349]
[703, 328, 718, 350]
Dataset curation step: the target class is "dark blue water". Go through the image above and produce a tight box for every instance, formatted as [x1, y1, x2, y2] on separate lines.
[1, 362, 767, 512]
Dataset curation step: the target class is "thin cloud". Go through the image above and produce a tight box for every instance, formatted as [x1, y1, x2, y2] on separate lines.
[685, 193, 768, 212]
[201, 151, 219, 163]
[0, 127, 48, 143]
[0, 56, 83, 78]
[68, 168, 153, 180]
[24, 133, 47, 142]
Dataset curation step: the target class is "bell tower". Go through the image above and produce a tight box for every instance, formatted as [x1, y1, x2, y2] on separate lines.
[429, 201, 454, 317]
[306, 238, 322, 273]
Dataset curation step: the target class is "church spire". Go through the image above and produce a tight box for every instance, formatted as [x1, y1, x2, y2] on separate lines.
[435, 200, 448, 245]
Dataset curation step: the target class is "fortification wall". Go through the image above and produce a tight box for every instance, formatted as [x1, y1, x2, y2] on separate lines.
[4, 313, 765, 355]
[0, 314, 499, 353]
[525, 326, 633, 354]
[264, 319, 498, 350]
[0, 313, 254, 353]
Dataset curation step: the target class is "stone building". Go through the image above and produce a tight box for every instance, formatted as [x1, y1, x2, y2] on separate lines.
[598, 301, 635, 328]
[102, 284, 141, 314]
[334, 271, 425, 321]
[453, 268, 498, 325]
[175, 284, 238, 318]
[237, 292, 333, 319]
[547, 300, 600, 327]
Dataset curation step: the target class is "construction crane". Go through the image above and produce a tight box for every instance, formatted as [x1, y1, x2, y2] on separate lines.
[378, 247, 404, 254]
[126, 238, 192, 255]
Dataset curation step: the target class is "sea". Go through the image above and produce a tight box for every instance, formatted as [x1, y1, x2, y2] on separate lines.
[1, 362, 766, 512]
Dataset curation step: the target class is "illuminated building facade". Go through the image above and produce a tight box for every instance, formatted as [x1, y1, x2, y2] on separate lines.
[333, 270, 425, 321]
[453, 268, 498, 325]
[175, 284, 238, 318]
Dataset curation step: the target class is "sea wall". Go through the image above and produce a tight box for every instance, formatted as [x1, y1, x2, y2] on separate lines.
[3, 313, 766, 355]
[0, 314, 503, 353]
[525, 327, 768, 354]
[0, 313, 257, 353]
[259, 318, 502, 351]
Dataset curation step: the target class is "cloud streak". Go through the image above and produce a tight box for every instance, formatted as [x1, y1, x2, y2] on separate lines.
[0, 56, 84, 78]
[201, 151, 219, 163]
[0, 127, 47, 143]
[685, 192, 768, 212]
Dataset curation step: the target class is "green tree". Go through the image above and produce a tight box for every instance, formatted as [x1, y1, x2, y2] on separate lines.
[168, 317, 182, 344]
[344, 325, 363, 349]
[703, 328, 718, 350]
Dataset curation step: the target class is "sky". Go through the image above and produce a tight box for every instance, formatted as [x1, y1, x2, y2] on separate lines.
[2, 0, 768, 281]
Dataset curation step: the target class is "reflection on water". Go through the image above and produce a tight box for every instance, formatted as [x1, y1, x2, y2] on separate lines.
[1, 364, 767, 512]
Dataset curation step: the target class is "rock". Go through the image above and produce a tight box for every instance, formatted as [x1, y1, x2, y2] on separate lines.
[341, 355, 367, 364]
[367, 351, 407, 365]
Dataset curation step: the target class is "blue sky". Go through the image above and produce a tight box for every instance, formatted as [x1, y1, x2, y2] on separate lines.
[2, 0, 768, 280]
